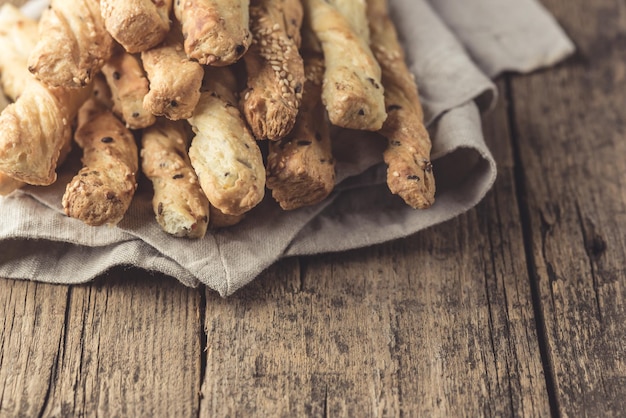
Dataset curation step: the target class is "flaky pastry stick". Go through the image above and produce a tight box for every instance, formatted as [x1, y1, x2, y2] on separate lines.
[101, 47, 155, 129]
[174, 0, 252, 66]
[188, 67, 265, 216]
[62, 98, 138, 226]
[28, 0, 112, 89]
[240, 0, 305, 140]
[141, 28, 204, 121]
[141, 118, 210, 238]
[0, 81, 92, 185]
[101, 0, 173, 53]
[367, 0, 435, 208]
[0, 5, 40, 195]
[302, 0, 386, 131]
[0, 4, 39, 101]
[266, 46, 335, 209]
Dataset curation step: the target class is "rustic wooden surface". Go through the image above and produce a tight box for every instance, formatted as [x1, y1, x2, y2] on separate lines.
[1, 0, 625, 416]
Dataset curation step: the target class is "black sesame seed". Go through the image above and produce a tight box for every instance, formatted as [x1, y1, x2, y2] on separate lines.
[407, 175, 420, 181]
[106, 191, 116, 199]
[101, 136, 114, 143]
[170, 100, 178, 107]
[112, 71, 120, 80]
[132, 112, 140, 118]
[235, 44, 246, 55]
[158, 202, 163, 215]
[358, 109, 365, 116]
[294, 82, 302, 94]
[172, 174, 184, 179]
[387, 104, 402, 112]
[297, 140, 312, 146]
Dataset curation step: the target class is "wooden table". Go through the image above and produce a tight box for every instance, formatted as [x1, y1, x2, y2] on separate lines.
[1, 0, 625, 416]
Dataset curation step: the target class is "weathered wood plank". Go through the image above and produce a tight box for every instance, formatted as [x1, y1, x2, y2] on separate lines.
[31, 269, 203, 417]
[511, 0, 626, 415]
[0, 280, 69, 417]
[200, 85, 551, 416]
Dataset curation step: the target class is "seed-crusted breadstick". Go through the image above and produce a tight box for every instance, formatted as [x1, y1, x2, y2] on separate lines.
[62, 98, 138, 226]
[101, 0, 173, 53]
[367, 0, 435, 208]
[0, 4, 39, 101]
[0, 81, 92, 185]
[188, 66, 265, 216]
[302, 0, 386, 131]
[266, 49, 335, 210]
[28, 0, 112, 89]
[174, 0, 252, 66]
[101, 47, 155, 129]
[141, 28, 204, 121]
[141, 118, 209, 238]
[240, 0, 305, 141]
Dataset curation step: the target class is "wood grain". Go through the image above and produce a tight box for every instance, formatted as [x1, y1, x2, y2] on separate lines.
[510, 0, 626, 415]
[0, 280, 69, 416]
[199, 85, 551, 416]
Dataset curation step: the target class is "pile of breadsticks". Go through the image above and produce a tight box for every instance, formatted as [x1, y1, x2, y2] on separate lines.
[0, 0, 435, 239]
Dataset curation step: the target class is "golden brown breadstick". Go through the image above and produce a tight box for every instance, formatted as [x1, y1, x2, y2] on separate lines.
[101, 0, 173, 53]
[101, 47, 155, 129]
[141, 29, 204, 120]
[209, 204, 244, 229]
[266, 50, 335, 210]
[62, 99, 138, 226]
[240, 0, 305, 140]
[141, 118, 209, 238]
[0, 4, 39, 101]
[188, 67, 265, 216]
[0, 82, 92, 185]
[28, 0, 112, 89]
[302, 0, 386, 130]
[367, 0, 435, 208]
[174, 0, 252, 66]
[0, 91, 21, 196]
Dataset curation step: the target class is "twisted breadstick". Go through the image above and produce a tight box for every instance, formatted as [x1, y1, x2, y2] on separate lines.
[302, 0, 386, 130]
[367, 0, 435, 208]
[174, 0, 252, 66]
[101, 0, 173, 53]
[0, 4, 39, 101]
[240, 0, 305, 140]
[28, 0, 112, 89]
[188, 67, 265, 216]
[141, 118, 210, 238]
[62, 98, 138, 226]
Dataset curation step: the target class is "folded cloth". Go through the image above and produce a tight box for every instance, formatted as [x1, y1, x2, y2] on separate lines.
[0, 0, 574, 296]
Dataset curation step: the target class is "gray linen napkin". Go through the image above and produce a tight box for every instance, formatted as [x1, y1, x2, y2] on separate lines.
[0, 0, 574, 296]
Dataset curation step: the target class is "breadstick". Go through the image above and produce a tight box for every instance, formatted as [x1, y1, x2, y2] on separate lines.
[174, 0, 252, 66]
[188, 67, 265, 216]
[101, 0, 173, 53]
[141, 118, 209, 238]
[0, 81, 92, 185]
[141, 28, 204, 121]
[62, 98, 138, 226]
[0, 92, 21, 196]
[28, 0, 112, 89]
[209, 204, 244, 229]
[266, 49, 335, 210]
[240, 0, 305, 140]
[101, 47, 155, 129]
[367, 0, 435, 208]
[301, 0, 386, 131]
[0, 4, 39, 101]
